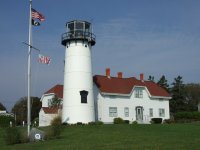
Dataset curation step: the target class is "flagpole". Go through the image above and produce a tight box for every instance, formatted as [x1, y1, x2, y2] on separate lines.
[27, 0, 32, 137]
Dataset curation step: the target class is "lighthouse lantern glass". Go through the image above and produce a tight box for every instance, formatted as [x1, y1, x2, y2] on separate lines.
[85, 23, 90, 32]
[67, 21, 91, 33]
[76, 21, 83, 30]
[67, 22, 74, 32]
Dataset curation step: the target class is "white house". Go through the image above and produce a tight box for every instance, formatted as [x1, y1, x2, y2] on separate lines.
[93, 69, 171, 124]
[0, 110, 14, 117]
[39, 69, 171, 126]
[39, 85, 63, 126]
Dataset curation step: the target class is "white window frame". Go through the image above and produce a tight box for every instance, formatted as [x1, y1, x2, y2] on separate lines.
[159, 108, 165, 117]
[149, 108, 153, 117]
[124, 107, 129, 117]
[109, 107, 117, 117]
[135, 89, 143, 98]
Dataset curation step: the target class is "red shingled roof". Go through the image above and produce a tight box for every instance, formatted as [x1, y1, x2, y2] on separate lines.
[42, 107, 60, 114]
[44, 84, 63, 98]
[93, 75, 170, 97]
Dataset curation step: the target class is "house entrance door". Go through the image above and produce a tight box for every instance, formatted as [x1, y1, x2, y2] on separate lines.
[136, 106, 143, 121]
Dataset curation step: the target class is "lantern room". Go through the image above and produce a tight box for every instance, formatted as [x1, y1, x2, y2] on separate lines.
[61, 20, 96, 46]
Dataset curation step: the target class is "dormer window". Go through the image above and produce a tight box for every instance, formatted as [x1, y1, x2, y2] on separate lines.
[80, 90, 88, 103]
[48, 99, 52, 107]
[135, 88, 143, 98]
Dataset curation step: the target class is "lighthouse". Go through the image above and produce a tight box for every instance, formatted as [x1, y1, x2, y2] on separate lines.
[61, 20, 96, 124]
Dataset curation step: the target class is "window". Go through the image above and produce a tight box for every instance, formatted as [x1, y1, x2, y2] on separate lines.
[124, 107, 129, 117]
[68, 22, 74, 32]
[85, 23, 90, 32]
[149, 108, 153, 117]
[159, 109, 165, 117]
[75, 22, 83, 30]
[135, 89, 143, 98]
[109, 107, 117, 117]
[80, 90, 88, 103]
[48, 99, 52, 107]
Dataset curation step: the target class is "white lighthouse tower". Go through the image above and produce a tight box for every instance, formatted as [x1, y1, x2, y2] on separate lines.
[61, 20, 96, 124]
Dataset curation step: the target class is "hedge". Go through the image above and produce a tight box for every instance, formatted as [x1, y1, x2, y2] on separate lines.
[174, 111, 200, 121]
[151, 118, 163, 124]
[0, 116, 15, 127]
[88, 121, 104, 125]
[113, 117, 124, 124]
[4, 127, 28, 145]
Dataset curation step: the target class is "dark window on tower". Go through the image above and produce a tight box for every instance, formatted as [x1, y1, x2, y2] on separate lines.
[80, 90, 88, 103]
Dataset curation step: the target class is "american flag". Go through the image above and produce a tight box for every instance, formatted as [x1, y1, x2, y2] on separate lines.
[31, 8, 45, 21]
[38, 54, 51, 65]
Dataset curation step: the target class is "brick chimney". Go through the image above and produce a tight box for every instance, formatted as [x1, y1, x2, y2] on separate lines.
[140, 73, 144, 82]
[117, 72, 123, 78]
[106, 68, 110, 77]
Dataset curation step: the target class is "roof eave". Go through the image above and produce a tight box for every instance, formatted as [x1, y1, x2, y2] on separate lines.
[101, 92, 130, 96]
[40, 93, 55, 101]
[150, 96, 172, 99]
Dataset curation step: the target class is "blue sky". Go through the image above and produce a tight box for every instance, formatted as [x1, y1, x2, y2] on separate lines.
[0, 0, 200, 111]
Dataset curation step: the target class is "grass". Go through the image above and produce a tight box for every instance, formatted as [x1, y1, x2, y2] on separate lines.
[0, 124, 200, 150]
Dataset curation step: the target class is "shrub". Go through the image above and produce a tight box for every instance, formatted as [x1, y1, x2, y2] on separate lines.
[151, 118, 163, 124]
[132, 121, 138, 124]
[19, 131, 29, 143]
[124, 120, 130, 124]
[114, 117, 124, 124]
[96, 121, 104, 125]
[77, 122, 83, 126]
[4, 127, 20, 145]
[88, 121, 96, 125]
[88, 121, 104, 125]
[0, 116, 15, 127]
[163, 119, 174, 124]
[51, 116, 62, 126]
[62, 122, 69, 126]
[46, 116, 62, 139]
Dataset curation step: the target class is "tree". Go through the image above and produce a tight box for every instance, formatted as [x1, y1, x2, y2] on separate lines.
[50, 96, 62, 107]
[11, 97, 41, 125]
[170, 76, 186, 113]
[184, 83, 200, 111]
[12, 97, 27, 125]
[157, 75, 169, 92]
[0, 102, 7, 111]
[31, 97, 42, 122]
[148, 75, 155, 82]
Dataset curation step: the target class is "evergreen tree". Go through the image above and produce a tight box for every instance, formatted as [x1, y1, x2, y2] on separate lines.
[184, 83, 200, 111]
[157, 75, 169, 91]
[170, 76, 186, 113]
[0, 102, 7, 111]
[148, 75, 155, 82]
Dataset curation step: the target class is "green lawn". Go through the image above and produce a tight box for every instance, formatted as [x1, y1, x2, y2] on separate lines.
[1, 124, 200, 150]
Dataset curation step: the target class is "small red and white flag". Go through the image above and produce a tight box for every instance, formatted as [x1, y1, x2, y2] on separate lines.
[38, 54, 51, 65]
